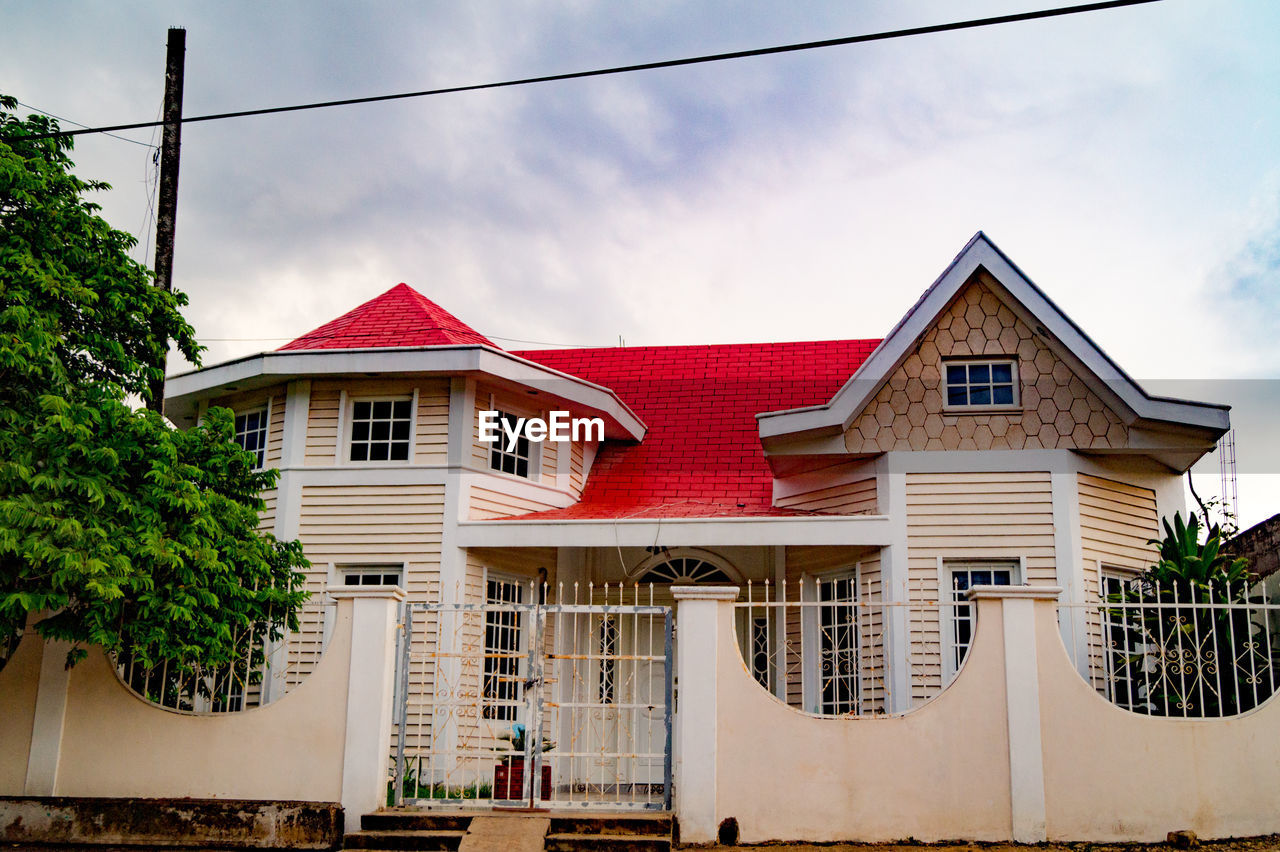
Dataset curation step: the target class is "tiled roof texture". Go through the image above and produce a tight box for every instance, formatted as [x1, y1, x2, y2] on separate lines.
[509, 339, 880, 519]
[280, 283, 495, 350]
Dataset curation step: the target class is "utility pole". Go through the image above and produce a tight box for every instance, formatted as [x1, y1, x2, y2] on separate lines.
[148, 26, 186, 412]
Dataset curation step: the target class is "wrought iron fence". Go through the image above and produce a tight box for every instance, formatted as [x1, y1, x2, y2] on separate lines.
[734, 578, 973, 716]
[112, 599, 332, 713]
[1060, 574, 1280, 718]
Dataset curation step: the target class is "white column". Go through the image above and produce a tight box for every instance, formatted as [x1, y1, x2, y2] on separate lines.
[969, 585, 1060, 844]
[672, 585, 738, 846]
[329, 585, 407, 821]
[878, 462, 912, 713]
[24, 637, 73, 795]
[1051, 470, 1089, 676]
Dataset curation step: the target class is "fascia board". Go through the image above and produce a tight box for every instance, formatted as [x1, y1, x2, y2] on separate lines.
[758, 233, 1230, 442]
[165, 345, 647, 440]
[455, 514, 893, 548]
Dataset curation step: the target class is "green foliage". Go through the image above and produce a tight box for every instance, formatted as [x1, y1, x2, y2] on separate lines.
[0, 94, 308, 675]
[1106, 512, 1274, 716]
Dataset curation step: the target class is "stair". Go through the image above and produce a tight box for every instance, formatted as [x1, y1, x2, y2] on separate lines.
[544, 814, 672, 852]
[344, 810, 471, 850]
[342, 810, 672, 852]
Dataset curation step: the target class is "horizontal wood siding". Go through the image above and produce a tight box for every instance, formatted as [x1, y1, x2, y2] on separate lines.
[906, 471, 1055, 703]
[414, 380, 450, 464]
[288, 483, 445, 691]
[570, 442, 585, 495]
[776, 477, 877, 515]
[266, 391, 285, 466]
[469, 485, 561, 520]
[305, 384, 341, 466]
[1078, 473, 1158, 689]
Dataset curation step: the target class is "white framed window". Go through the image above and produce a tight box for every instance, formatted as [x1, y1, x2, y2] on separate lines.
[233, 407, 269, 469]
[348, 397, 413, 462]
[339, 565, 404, 587]
[943, 359, 1018, 409]
[1100, 565, 1143, 711]
[945, 559, 1019, 672]
[482, 574, 526, 722]
[487, 410, 534, 479]
[799, 568, 860, 715]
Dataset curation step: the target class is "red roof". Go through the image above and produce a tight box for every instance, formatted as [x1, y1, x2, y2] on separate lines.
[281, 284, 495, 350]
[509, 340, 879, 519]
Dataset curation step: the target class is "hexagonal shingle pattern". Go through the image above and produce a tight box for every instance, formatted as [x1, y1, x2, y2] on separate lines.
[843, 277, 1128, 453]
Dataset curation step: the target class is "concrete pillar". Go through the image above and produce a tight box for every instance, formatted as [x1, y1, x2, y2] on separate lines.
[24, 636, 73, 795]
[969, 585, 1061, 844]
[672, 585, 738, 845]
[329, 585, 407, 821]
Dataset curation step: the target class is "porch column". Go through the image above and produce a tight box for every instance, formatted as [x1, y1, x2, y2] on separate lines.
[969, 585, 1060, 844]
[329, 585, 407, 820]
[672, 585, 739, 845]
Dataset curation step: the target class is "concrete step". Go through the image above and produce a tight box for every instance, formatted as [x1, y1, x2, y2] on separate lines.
[343, 828, 468, 851]
[362, 812, 474, 833]
[547, 814, 672, 837]
[544, 832, 671, 852]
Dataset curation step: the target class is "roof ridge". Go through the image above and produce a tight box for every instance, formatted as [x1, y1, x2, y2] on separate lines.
[280, 283, 495, 350]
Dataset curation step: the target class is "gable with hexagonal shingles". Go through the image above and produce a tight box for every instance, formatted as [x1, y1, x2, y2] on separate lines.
[843, 274, 1128, 453]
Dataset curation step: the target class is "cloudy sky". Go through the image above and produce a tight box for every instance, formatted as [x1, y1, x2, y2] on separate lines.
[4, 1, 1279, 525]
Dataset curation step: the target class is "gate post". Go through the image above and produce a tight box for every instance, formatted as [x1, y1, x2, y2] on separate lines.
[329, 585, 408, 820]
[672, 585, 739, 844]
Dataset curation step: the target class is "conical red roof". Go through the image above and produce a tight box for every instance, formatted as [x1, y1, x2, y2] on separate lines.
[280, 284, 495, 350]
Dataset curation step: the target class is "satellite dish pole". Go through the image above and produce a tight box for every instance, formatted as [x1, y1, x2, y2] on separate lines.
[148, 26, 186, 413]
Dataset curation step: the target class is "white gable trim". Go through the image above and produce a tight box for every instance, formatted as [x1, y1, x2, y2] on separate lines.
[163, 344, 647, 441]
[756, 232, 1229, 443]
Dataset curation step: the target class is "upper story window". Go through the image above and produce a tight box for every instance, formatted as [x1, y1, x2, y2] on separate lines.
[233, 408, 268, 469]
[944, 359, 1017, 409]
[488, 410, 532, 478]
[350, 399, 412, 462]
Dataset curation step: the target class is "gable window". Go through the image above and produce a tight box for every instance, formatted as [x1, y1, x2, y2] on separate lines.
[488, 411, 533, 478]
[234, 408, 268, 469]
[944, 359, 1017, 409]
[947, 560, 1018, 670]
[350, 399, 412, 462]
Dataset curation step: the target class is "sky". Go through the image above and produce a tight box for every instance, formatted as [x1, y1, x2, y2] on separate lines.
[4, 0, 1279, 526]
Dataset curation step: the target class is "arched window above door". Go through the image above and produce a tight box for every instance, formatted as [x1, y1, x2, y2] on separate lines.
[636, 557, 734, 585]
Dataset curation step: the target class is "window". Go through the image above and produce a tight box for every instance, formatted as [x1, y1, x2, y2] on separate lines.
[488, 411, 532, 478]
[340, 566, 403, 587]
[944, 359, 1017, 408]
[349, 399, 412, 462]
[234, 408, 268, 469]
[817, 573, 859, 715]
[598, 615, 617, 704]
[637, 558, 734, 585]
[948, 561, 1017, 669]
[482, 576, 525, 721]
[1100, 568, 1142, 710]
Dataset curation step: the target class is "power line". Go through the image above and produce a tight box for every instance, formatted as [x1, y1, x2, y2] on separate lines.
[13, 0, 1162, 142]
[200, 331, 601, 348]
[14, 100, 157, 147]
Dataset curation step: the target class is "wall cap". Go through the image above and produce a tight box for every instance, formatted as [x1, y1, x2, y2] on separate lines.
[967, 584, 1062, 601]
[327, 585, 409, 601]
[671, 585, 740, 601]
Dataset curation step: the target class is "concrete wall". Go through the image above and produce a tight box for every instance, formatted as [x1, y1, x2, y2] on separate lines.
[679, 587, 1280, 845]
[0, 590, 403, 820]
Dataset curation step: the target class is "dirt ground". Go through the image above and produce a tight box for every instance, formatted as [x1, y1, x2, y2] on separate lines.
[712, 837, 1280, 852]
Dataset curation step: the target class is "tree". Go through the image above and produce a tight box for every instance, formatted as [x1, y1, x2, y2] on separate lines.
[0, 94, 308, 684]
[1106, 512, 1276, 717]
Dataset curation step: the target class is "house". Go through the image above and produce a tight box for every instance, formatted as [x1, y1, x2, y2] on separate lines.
[12, 231, 1280, 845]
[155, 231, 1233, 805]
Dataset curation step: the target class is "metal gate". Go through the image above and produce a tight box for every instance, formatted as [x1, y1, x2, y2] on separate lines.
[392, 585, 673, 810]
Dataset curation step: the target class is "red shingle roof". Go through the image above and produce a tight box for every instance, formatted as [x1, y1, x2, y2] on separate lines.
[280, 284, 495, 350]
[509, 340, 879, 519]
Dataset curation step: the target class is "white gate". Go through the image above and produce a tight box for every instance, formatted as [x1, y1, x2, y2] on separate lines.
[392, 586, 673, 810]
